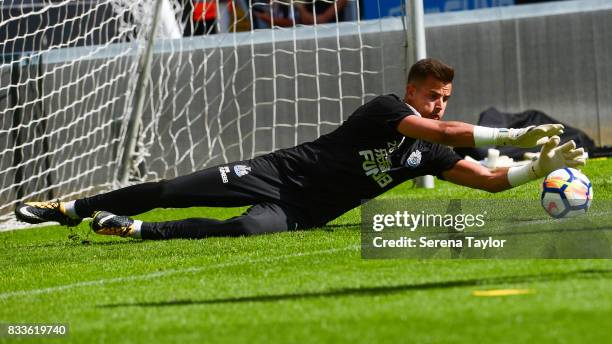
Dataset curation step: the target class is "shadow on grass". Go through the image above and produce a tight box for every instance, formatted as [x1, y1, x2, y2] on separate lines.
[319, 223, 361, 231]
[6, 238, 145, 249]
[99, 268, 612, 308]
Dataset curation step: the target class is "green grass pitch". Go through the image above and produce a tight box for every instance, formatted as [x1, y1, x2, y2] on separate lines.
[1, 159, 611, 343]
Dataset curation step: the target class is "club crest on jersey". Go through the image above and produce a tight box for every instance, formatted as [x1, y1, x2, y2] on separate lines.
[405, 150, 422, 168]
[233, 165, 251, 177]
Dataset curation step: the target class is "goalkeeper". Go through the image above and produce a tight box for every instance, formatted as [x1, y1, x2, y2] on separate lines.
[15, 58, 586, 240]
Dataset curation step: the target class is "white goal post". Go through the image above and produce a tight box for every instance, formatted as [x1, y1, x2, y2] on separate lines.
[0, 0, 417, 226]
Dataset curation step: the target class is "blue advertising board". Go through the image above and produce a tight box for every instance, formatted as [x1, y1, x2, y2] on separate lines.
[361, 0, 516, 19]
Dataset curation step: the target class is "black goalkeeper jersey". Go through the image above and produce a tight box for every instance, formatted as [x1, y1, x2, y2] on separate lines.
[263, 94, 461, 225]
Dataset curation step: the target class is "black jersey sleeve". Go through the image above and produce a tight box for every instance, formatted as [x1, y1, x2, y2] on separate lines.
[430, 144, 462, 179]
[357, 94, 415, 134]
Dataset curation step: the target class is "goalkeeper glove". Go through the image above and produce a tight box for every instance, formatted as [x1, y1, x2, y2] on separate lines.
[473, 124, 564, 148]
[507, 136, 587, 187]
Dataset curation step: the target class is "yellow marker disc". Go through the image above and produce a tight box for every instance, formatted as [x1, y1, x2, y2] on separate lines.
[472, 289, 535, 297]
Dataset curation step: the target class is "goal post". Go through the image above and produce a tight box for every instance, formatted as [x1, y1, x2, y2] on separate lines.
[403, 0, 434, 189]
[0, 0, 416, 227]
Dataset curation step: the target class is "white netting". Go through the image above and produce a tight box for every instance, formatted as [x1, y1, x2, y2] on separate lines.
[0, 0, 408, 227]
[0, 0, 158, 225]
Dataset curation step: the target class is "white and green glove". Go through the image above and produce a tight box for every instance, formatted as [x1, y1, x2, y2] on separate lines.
[473, 124, 564, 148]
[507, 136, 586, 187]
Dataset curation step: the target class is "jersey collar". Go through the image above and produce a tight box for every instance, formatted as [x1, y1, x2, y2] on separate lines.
[405, 102, 422, 117]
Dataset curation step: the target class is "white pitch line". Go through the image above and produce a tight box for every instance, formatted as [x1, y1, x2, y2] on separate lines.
[0, 245, 359, 300]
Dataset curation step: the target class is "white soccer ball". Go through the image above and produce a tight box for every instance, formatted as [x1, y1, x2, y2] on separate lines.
[541, 168, 593, 218]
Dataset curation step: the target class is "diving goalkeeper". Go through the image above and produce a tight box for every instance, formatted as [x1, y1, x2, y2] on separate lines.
[15, 58, 586, 240]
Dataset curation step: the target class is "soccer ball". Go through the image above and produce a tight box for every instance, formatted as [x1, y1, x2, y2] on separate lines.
[541, 168, 593, 218]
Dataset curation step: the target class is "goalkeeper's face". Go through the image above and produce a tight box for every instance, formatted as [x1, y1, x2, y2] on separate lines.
[405, 76, 452, 121]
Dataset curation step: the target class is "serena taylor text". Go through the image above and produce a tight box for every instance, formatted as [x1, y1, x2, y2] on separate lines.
[372, 236, 506, 249]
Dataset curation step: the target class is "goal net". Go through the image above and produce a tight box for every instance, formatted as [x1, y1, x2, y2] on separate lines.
[0, 0, 409, 227]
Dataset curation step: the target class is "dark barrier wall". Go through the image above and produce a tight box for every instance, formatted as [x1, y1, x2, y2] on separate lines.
[425, 0, 612, 145]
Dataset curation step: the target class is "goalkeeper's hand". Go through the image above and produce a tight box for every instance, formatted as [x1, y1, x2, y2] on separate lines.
[530, 136, 586, 177]
[507, 136, 587, 186]
[473, 124, 564, 148]
[496, 124, 565, 148]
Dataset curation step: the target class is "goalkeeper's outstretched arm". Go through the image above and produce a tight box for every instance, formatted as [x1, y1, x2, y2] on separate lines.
[397, 115, 564, 148]
[441, 136, 586, 193]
